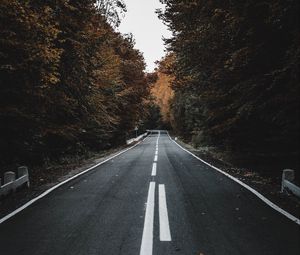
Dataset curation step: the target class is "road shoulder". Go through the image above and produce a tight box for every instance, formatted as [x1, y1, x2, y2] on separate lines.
[169, 135, 300, 220]
[0, 139, 144, 220]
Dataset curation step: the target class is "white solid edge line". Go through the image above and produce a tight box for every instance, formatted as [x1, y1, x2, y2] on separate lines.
[140, 182, 156, 255]
[159, 184, 172, 241]
[151, 163, 157, 176]
[0, 138, 146, 225]
[167, 132, 300, 225]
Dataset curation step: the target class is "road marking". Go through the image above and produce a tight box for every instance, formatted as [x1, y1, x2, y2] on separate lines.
[158, 184, 172, 241]
[156, 131, 160, 144]
[151, 163, 157, 176]
[140, 182, 156, 255]
[167, 132, 300, 225]
[155, 151, 158, 156]
[0, 138, 146, 225]
[154, 155, 158, 162]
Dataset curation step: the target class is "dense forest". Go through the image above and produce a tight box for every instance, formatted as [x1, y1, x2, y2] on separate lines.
[0, 0, 157, 167]
[1, 0, 299, 178]
[158, 0, 300, 174]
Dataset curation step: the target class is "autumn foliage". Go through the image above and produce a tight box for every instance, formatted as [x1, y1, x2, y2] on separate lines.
[151, 55, 174, 125]
[0, 0, 152, 165]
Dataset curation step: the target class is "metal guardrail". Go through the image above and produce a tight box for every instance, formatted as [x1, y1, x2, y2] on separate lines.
[0, 166, 30, 197]
[281, 169, 300, 198]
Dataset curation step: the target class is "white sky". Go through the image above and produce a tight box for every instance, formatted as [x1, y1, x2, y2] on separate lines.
[118, 0, 171, 72]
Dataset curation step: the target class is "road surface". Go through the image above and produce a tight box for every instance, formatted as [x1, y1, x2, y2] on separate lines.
[0, 131, 299, 255]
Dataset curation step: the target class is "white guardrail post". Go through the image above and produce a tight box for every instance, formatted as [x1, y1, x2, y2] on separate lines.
[281, 169, 300, 198]
[18, 166, 30, 188]
[0, 166, 30, 197]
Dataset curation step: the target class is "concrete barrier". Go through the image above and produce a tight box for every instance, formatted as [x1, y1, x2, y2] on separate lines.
[0, 166, 30, 197]
[281, 169, 300, 198]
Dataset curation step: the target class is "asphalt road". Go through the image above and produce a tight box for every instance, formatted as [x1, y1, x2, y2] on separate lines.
[0, 131, 299, 255]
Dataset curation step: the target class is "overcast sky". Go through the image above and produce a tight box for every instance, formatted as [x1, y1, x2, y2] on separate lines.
[118, 0, 171, 72]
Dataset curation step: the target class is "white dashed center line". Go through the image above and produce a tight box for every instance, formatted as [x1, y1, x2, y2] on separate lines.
[151, 163, 157, 176]
[140, 182, 156, 255]
[140, 131, 172, 255]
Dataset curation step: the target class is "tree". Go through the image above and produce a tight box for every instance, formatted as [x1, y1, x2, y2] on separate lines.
[159, 0, 300, 167]
[0, 0, 153, 166]
[0, 0, 62, 162]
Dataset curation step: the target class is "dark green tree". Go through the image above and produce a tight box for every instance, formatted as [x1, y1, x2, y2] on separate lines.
[159, 0, 300, 168]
